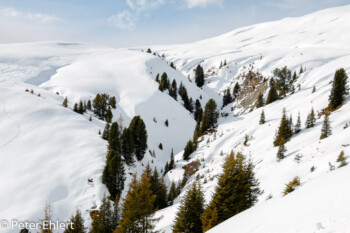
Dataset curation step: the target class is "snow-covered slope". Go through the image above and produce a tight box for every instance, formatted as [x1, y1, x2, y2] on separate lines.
[0, 42, 207, 232]
[151, 5, 350, 233]
[1, 4, 350, 233]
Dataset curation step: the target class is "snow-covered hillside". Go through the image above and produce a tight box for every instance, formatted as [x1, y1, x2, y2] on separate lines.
[1, 4, 350, 233]
[151, 5, 350, 233]
[0, 43, 207, 232]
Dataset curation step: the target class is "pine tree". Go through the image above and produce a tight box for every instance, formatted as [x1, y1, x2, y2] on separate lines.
[295, 112, 302, 134]
[201, 152, 260, 231]
[222, 88, 233, 107]
[266, 85, 279, 104]
[170, 62, 176, 69]
[169, 149, 175, 170]
[183, 140, 195, 161]
[273, 66, 291, 97]
[223, 60, 227, 66]
[79, 100, 84, 114]
[155, 74, 160, 83]
[150, 168, 168, 210]
[121, 128, 135, 166]
[292, 71, 297, 81]
[193, 100, 203, 122]
[87, 100, 92, 111]
[320, 112, 332, 139]
[233, 82, 240, 98]
[64, 210, 85, 233]
[115, 173, 157, 233]
[273, 108, 292, 147]
[102, 151, 125, 199]
[39, 204, 53, 233]
[299, 65, 304, 74]
[90, 194, 118, 233]
[173, 182, 205, 233]
[159, 72, 170, 92]
[63, 97, 68, 107]
[129, 116, 148, 161]
[200, 99, 219, 135]
[337, 151, 348, 167]
[73, 103, 79, 113]
[169, 79, 178, 100]
[195, 65, 205, 88]
[328, 68, 349, 111]
[257, 92, 264, 108]
[277, 139, 287, 161]
[167, 181, 178, 205]
[164, 162, 169, 174]
[259, 110, 265, 125]
[105, 107, 113, 123]
[181, 87, 192, 112]
[305, 107, 316, 128]
[108, 122, 121, 154]
[102, 123, 110, 140]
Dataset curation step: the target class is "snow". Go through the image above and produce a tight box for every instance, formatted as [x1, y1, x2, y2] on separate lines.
[207, 165, 350, 233]
[1, 3, 350, 233]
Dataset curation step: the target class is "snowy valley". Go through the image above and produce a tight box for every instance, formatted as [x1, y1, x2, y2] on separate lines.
[1, 4, 350, 233]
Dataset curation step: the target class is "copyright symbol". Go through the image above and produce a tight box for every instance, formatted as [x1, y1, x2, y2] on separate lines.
[0, 220, 9, 229]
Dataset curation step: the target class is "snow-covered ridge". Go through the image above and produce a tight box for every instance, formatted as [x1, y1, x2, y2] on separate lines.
[0, 4, 350, 233]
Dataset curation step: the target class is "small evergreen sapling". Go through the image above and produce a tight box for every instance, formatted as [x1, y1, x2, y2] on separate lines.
[320, 112, 332, 139]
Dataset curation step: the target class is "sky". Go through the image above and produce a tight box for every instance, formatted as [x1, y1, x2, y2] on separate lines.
[0, 0, 349, 47]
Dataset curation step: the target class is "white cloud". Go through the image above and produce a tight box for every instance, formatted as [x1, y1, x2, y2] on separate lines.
[0, 7, 60, 23]
[109, 0, 164, 30]
[108, 10, 136, 30]
[184, 0, 223, 8]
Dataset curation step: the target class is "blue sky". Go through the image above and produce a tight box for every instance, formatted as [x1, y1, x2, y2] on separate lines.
[0, 0, 349, 47]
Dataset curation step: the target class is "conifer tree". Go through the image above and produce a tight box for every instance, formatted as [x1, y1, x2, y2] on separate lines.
[167, 181, 178, 205]
[233, 82, 240, 98]
[295, 112, 302, 134]
[194, 99, 203, 121]
[277, 139, 287, 161]
[183, 140, 195, 161]
[164, 162, 169, 174]
[201, 152, 260, 231]
[266, 85, 278, 104]
[273, 66, 291, 97]
[63, 97, 68, 107]
[320, 112, 332, 139]
[328, 68, 349, 111]
[169, 149, 175, 170]
[337, 151, 348, 167]
[173, 182, 205, 233]
[116, 173, 157, 233]
[159, 72, 170, 92]
[299, 65, 303, 74]
[121, 128, 135, 166]
[273, 109, 293, 146]
[200, 99, 219, 134]
[102, 123, 110, 140]
[87, 100, 92, 111]
[78, 100, 84, 114]
[195, 65, 205, 88]
[108, 122, 121, 154]
[64, 210, 85, 233]
[129, 116, 148, 161]
[188, 97, 194, 113]
[181, 88, 192, 112]
[292, 71, 297, 81]
[105, 107, 113, 123]
[259, 110, 265, 125]
[223, 60, 227, 66]
[150, 168, 168, 209]
[169, 79, 178, 100]
[305, 107, 316, 128]
[102, 151, 125, 199]
[73, 103, 79, 113]
[155, 74, 160, 83]
[257, 92, 264, 108]
[39, 204, 53, 233]
[222, 88, 233, 107]
[90, 194, 118, 233]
